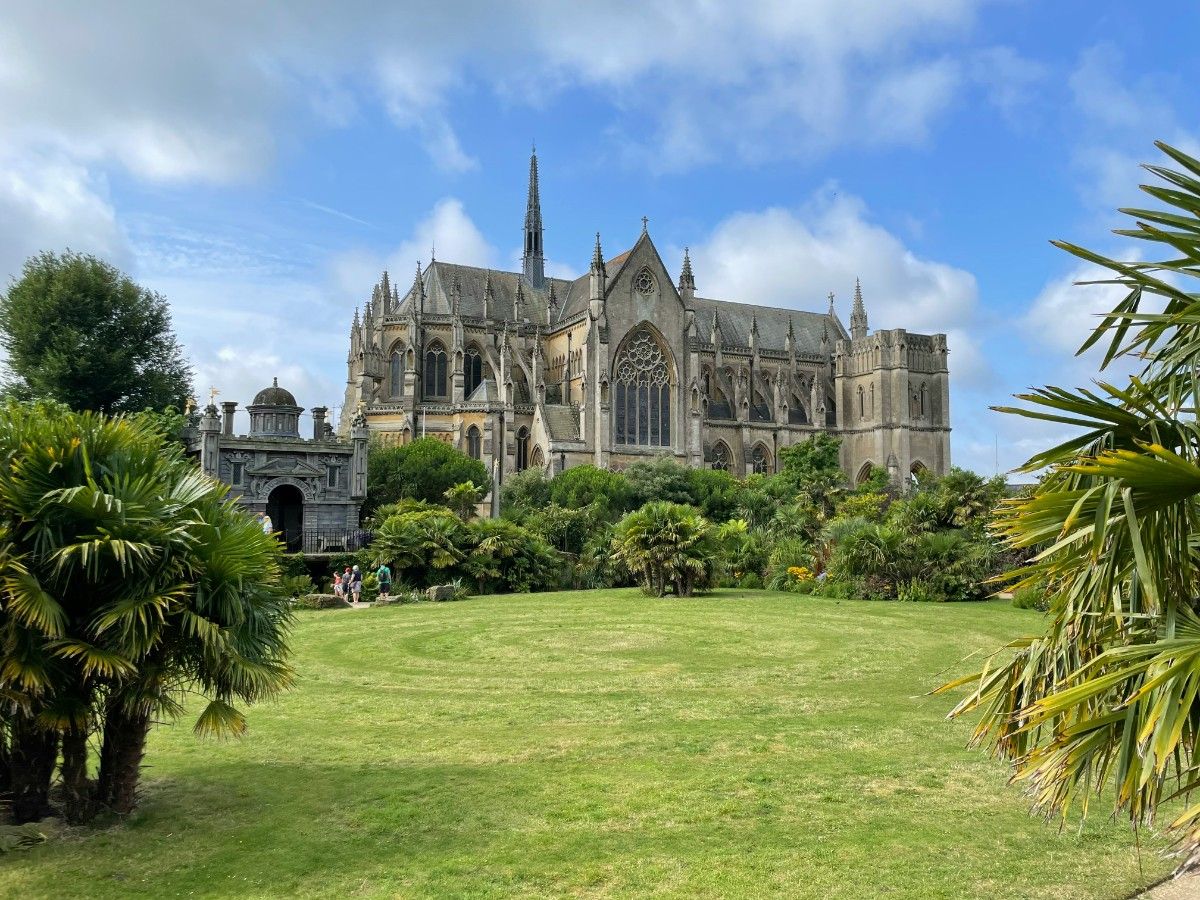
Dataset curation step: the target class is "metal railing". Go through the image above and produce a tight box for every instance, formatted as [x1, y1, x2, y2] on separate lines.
[293, 528, 374, 555]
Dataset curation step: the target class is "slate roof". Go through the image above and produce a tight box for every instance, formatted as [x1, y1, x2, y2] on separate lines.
[396, 262, 573, 327]
[692, 298, 847, 355]
[543, 404, 581, 441]
[392, 247, 848, 355]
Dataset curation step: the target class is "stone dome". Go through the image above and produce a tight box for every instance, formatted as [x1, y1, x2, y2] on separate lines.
[252, 377, 297, 407]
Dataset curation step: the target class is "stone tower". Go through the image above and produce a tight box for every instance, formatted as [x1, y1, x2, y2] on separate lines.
[833, 281, 951, 488]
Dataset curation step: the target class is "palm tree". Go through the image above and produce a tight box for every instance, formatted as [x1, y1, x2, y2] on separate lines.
[0, 402, 293, 823]
[938, 143, 1200, 871]
[612, 502, 720, 597]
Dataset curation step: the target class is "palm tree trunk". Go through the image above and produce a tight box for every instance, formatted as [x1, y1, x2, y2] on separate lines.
[0, 722, 10, 795]
[8, 711, 58, 823]
[96, 703, 151, 815]
[59, 725, 93, 824]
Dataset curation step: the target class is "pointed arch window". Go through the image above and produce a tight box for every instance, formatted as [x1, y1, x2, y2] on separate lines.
[390, 350, 404, 398]
[613, 327, 672, 447]
[857, 385, 865, 419]
[919, 382, 928, 417]
[466, 425, 482, 460]
[516, 426, 530, 472]
[424, 340, 447, 399]
[465, 346, 483, 398]
[711, 442, 730, 471]
[752, 444, 771, 475]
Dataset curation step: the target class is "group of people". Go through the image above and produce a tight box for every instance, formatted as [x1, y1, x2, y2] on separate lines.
[332, 563, 392, 604]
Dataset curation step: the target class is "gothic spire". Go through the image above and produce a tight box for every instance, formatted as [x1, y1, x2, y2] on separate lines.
[522, 145, 545, 288]
[514, 277, 525, 321]
[411, 261, 424, 302]
[548, 280, 558, 311]
[591, 232, 605, 276]
[850, 277, 868, 340]
[679, 247, 695, 292]
[827, 290, 836, 317]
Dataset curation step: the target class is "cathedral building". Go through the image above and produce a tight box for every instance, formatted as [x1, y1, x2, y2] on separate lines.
[340, 152, 950, 492]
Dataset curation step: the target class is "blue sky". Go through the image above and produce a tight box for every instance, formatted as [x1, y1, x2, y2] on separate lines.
[1, 1, 1197, 474]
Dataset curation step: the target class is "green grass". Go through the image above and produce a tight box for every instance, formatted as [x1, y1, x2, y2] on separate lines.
[1, 590, 1174, 898]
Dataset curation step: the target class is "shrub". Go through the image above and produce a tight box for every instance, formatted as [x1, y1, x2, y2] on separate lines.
[548, 465, 633, 517]
[281, 573, 316, 598]
[500, 467, 551, 521]
[625, 457, 694, 507]
[525, 502, 600, 556]
[1011, 582, 1050, 611]
[766, 537, 816, 590]
[465, 518, 562, 594]
[686, 467, 743, 522]
[370, 506, 468, 587]
[836, 491, 889, 522]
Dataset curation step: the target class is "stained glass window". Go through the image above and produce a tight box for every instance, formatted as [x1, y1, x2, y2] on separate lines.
[613, 329, 671, 446]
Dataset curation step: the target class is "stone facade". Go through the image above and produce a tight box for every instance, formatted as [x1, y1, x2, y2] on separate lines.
[190, 379, 369, 550]
[340, 152, 950, 490]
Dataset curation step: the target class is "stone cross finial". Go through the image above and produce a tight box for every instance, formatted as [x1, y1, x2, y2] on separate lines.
[827, 291, 835, 316]
[641, 215, 649, 234]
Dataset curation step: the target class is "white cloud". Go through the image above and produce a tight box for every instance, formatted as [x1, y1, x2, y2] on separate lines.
[0, 150, 130, 284]
[146, 274, 345, 432]
[330, 198, 500, 305]
[1068, 43, 1200, 212]
[1023, 262, 1127, 357]
[684, 187, 985, 382]
[0, 1, 1007, 184]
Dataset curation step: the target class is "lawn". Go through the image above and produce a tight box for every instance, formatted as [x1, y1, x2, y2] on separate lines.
[1, 590, 1174, 898]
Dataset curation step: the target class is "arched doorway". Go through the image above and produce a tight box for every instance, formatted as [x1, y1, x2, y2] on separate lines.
[267, 484, 304, 553]
[910, 460, 929, 487]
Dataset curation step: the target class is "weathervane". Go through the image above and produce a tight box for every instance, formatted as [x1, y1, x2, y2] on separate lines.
[208, 385, 220, 404]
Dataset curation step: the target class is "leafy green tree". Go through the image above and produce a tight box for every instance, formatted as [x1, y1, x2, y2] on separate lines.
[366, 437, 489, 515]
[499, 467, 552, 522]
[0, 400, 292, 824]
[939, 143, 1200, 869]
[685, 467, 743, 522]
[525, 503, 599, 556]
[611, 501, 720, 597]
[0, 251, 192, 413]
[779, 433, 844, 489]
[547, 465, 633, 518]
[625, 457, 694, 507]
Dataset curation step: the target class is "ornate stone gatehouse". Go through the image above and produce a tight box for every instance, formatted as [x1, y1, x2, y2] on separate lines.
[190, 379, 369, 552]
[340, 150, 951, 491]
